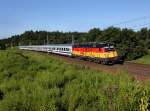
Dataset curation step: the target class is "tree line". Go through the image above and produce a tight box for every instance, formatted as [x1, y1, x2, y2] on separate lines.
[0, 27, 150, 60]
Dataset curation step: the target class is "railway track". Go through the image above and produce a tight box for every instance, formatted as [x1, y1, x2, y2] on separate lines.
[28, 51, 150, 81]
[123, 62, 150, 80]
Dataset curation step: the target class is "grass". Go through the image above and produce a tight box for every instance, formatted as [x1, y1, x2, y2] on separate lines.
[0, 49, 149, 111]
[133, 50, 150, 65]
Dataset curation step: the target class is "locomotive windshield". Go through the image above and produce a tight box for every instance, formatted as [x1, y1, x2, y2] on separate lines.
[104, 43, 115, 51]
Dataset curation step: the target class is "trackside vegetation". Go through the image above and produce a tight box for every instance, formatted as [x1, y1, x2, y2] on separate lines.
[0, 50, 150, 111]
[133, 50, 150, 65]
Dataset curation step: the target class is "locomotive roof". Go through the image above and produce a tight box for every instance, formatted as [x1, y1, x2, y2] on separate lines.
[73, 42, 113, 48]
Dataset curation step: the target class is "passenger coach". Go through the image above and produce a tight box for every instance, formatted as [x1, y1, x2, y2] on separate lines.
[19, 44, 72, 56]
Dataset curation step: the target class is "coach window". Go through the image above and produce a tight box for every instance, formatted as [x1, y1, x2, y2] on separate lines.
[66, 48, 69, 51]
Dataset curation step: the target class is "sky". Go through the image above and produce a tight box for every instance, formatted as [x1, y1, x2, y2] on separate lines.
[0, 0, 150, 38]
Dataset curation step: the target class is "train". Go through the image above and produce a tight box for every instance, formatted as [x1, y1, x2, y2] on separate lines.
[19, 42, 124, 64]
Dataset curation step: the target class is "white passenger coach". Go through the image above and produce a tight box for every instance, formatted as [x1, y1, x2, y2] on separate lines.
[19, 44, 73, 56]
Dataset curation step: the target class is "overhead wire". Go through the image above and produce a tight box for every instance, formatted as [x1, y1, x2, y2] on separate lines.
[111, 15, 150, 27]
[131, 23, 150, 30]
